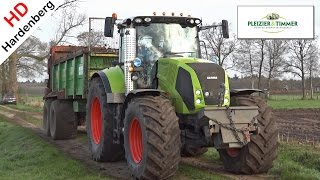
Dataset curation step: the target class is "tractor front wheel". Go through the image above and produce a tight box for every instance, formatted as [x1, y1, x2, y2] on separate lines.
[86, 77, 124, 162]
[124, 96, 181, 179]
[218, 95, 278, 174]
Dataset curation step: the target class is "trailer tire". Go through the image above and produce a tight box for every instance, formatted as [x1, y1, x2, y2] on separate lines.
[123, 96, 181, 179]
[43, 99, 53, 136]
[219, 95, 278, 174]
[49, 100, 77, 140]
[86, 77, 124, 162]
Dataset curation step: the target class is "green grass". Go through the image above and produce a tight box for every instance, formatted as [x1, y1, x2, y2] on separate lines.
[199, 148, 221, 164]
[0, 115, 107, 180]
[269, 143, 320, 179]
[7, 103, 42, 113]
[0, 106, 42, 127]
[267, 99, 320, 109]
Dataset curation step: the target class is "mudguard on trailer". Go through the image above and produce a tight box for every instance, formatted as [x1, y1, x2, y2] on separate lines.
[230, 89, 263, 97]
[91, 66, 125, 103]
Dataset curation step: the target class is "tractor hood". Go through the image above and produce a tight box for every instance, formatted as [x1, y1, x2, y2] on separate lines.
[157, 57, 230, 114]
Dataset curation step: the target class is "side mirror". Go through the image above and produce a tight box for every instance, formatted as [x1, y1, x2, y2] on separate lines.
[222, 20, 229, 38]
[104, 17, 115, 37]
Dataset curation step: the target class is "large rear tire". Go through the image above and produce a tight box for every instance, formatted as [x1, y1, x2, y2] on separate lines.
[49, 100, 77, 140]
[43, 99, 53, 136]
[219, 95, 278, 174]
[124, 96, 181, 179]
[86, 77, 123, 162]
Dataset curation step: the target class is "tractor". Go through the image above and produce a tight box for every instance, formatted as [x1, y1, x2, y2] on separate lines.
[43, 13, 278, 179]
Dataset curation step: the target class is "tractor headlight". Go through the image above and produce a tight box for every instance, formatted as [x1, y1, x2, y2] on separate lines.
[131, 72, 139, 81]
[133, 58, 142, 67]
[195, 90, 201, 95]
[196, 99, 201, 104]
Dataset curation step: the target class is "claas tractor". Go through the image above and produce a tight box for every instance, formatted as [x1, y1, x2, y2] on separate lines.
[43, 13, 278, 179]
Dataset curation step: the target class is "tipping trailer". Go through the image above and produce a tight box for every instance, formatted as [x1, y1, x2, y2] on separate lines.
[43, 46, 118, 138]
[43, 14, 278, 180]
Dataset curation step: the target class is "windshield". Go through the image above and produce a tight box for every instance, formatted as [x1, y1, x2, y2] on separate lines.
[136, 23, 199, 62]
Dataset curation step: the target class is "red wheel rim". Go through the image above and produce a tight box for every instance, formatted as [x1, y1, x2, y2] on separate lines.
[226, 148, 240, 158]
[91, 97, 102, 144]
[129, 117, 143, 164]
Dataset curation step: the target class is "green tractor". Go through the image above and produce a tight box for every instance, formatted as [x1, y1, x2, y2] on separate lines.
[85, 14, 278, 178]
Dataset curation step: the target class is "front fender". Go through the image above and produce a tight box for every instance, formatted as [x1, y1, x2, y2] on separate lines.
[91, 65, 125, 94]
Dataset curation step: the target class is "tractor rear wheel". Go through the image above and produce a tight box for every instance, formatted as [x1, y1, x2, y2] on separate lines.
[218, 95, 278, 174]
[43, 99, 53, 136]
[124, 96, 181, 179]
[86, 77, 123, 162]
[49, 100, 77, 140]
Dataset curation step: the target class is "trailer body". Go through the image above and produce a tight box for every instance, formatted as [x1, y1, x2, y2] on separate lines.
[44, 46, 118, 114]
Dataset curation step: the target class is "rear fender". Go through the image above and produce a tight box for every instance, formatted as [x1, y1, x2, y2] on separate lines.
[230, 89, 263, 97]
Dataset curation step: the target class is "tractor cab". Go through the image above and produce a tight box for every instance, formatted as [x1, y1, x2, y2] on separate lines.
[104, 14, 229, 93]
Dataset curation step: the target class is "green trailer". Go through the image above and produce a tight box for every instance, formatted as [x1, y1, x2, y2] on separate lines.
[43, 46, 118, 138]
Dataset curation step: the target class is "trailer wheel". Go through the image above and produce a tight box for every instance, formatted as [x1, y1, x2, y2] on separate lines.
[43, 99, 53, 136]
[218, 95, 278, 174]
[86, 77, 123, 162]
[49, 100, 77, 140]
[124, 96, 181, 179]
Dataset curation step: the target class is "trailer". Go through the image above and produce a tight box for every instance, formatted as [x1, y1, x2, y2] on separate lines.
[43, 46, 118, 138]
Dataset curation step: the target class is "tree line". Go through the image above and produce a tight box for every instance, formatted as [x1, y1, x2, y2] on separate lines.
[201, 25, 319, 99]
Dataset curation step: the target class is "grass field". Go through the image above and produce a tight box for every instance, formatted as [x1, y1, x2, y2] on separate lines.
[0, 115, 106, 180]
[267, 99, 320, 109]
[270, 143, 320, 179]
[199, 143, 320, 179]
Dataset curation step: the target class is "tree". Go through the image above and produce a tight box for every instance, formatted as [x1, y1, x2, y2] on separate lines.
[77, 31, 105, 47]
[201, 23, 237, 68]
[256, 39, 266, 89]
[265, 40, 287, 91]
[233, 40, 258, 88]
[285, 39, 319, 99]
[1, 0, 85, 99]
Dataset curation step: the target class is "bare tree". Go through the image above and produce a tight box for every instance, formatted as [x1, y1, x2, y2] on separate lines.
[265, 40, 287, 92]
[256, 39, 266, 89]
[306, 45, 319, 99]
[1, 0, 86, 99]
[77, 31, 104, 47]
[201, 23, 237, 68]
[51, 3, 86, 46]
[233, 40, 258, 88]
[285, 39, 318, 99]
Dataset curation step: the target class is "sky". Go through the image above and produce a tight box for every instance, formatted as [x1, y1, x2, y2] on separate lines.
[36, 0, 320, 43]
[31, 0, 320, 81]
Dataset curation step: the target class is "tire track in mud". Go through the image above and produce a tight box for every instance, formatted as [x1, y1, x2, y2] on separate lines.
[0, 105, 277, 180]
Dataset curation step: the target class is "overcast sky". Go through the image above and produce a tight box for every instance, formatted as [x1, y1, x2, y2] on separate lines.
[35, 0, 320, 43]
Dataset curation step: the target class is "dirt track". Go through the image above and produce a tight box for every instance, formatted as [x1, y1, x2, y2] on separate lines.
[3, 106, 319, 179]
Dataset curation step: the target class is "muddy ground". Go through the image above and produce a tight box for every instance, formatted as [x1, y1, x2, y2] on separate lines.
[274, 109, 320, 143]
[1, 106, 319, 179]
